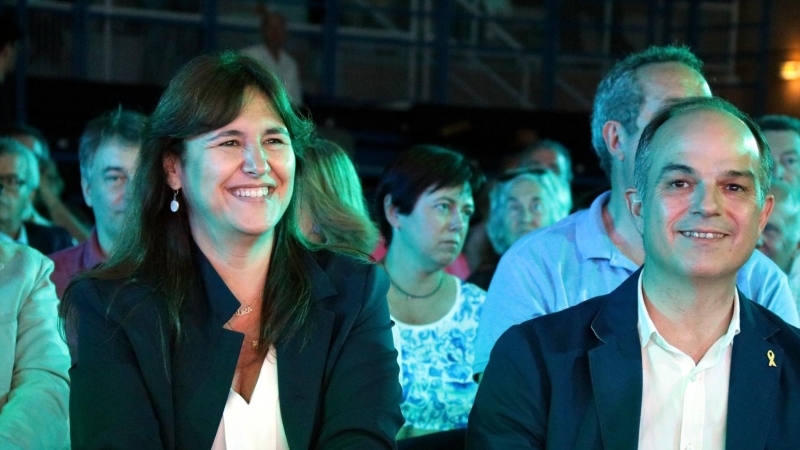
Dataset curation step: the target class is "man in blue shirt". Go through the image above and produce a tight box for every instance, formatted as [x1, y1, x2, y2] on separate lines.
[473, 46, 800, 376]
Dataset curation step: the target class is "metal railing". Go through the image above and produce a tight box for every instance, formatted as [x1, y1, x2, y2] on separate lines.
[8, 0, 773, 114]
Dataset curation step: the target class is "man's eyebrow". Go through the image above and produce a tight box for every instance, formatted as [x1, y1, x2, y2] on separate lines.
[721, 169, 756, 181]
[655, 163, 695, 182]
[102, 166, 127, 174]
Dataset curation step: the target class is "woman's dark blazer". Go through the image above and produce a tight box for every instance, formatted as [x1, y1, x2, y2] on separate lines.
[66, 249, 404, 449]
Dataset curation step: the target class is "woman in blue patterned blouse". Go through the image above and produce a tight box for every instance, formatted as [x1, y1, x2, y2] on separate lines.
[375, 145, 487, 440]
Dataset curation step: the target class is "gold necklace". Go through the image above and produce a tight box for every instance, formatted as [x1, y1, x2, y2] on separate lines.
[226, 298, 261, 349]
[226, 319, 260, 350]
[234, 297, 259, 316]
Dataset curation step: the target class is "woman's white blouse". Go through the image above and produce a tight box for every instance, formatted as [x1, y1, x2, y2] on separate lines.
[211, 348, 289, 450]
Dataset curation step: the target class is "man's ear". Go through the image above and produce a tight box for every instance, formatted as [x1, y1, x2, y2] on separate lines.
[163, 154, 183, 191]
[757, 194, 775, 234]
[80, 176, 92, 208]
[383, 194, 401, 229]
[602, 120, 628, 163]
[625, 187, 644, 235]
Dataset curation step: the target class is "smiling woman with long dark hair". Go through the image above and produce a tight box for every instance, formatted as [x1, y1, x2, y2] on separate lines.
[62, 52, 402, 449]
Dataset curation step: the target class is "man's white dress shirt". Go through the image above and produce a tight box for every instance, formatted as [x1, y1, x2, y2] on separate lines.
[637, 271, 740, 450]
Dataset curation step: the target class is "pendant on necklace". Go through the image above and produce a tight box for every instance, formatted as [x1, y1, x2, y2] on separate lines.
[252, 340, 259, 350]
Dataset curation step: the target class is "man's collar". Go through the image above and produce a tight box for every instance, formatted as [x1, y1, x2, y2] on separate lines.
[575, 191, 639, 271]
[83, 228, 107, 269]
[637, 269, 741, 350]
[3, 223, 28, 245]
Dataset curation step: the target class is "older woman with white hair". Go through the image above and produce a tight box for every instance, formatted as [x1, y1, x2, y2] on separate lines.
[467, 167, 571, 290]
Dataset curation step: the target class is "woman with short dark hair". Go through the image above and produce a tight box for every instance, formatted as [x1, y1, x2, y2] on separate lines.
[63, 52, 403, 449]
[376, 145, 486, 440]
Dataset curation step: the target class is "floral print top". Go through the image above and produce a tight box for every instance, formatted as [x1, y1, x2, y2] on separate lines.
[392, 280, 486, 431]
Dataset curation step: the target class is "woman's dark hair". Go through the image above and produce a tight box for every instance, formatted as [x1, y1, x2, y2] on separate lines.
[62, 51, 315, 356]
[374, 144, 485, 244]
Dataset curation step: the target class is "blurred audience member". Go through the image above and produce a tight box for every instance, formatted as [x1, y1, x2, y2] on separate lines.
[0, 138, 72, 254]
[376, 145, 486, 440]
[0, 241, 70, 449]
[0, 124, 91, 242]
[758, 181, 800, 303]
[468, 167, 570, 290]
[242, 5, 302, 105]
[756, 114, 800, 192]
[0, 11, 19, 84]
[49, 108, 145, 299]
[295, 137, 378, 254]
[0, 12, 21, 123]
[473, 45, 800, 378]
[518, 139, 574, 187]
[466, 140, 573, 273]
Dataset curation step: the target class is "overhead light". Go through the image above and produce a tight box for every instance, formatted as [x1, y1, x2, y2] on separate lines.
[781, 61, 800, 80]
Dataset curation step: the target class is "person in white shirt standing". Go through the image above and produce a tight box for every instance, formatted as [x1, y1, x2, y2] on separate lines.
[467, 96, 800, 449]
[242, 5, 302, 106]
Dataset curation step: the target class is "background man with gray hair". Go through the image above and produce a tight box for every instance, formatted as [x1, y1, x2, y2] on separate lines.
[472, 45, 799, 378]
[468, 96, 800, 449]
[756, 114, 800, 193]
[50, 108, 145, 299]
[0, 138, 72, 254]
[757, 181, 800, 305]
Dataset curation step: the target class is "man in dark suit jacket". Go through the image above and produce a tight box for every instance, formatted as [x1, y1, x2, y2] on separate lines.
[24, 221, 73, 254]
[468, 97, 800, 449]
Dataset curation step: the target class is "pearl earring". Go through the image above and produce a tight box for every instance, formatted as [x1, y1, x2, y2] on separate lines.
[170, 190, 180, 212]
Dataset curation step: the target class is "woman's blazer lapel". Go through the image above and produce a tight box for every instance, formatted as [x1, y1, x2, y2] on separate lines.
[278, 253, 338, 450]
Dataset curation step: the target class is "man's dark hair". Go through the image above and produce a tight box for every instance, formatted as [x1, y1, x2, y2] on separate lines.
[591, 45, 706, 177]
[375, 144, 485, 244]
[78, 107, 147, 177]
[756, 114, 800, 136]
[634, 96, 773, 205]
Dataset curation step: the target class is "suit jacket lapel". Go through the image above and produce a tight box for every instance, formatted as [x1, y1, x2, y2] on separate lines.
[725, 295, 781, 450]
[588, 270, 643, 450]
[173, 254, 243, 449]
[278, 252, 337, 450]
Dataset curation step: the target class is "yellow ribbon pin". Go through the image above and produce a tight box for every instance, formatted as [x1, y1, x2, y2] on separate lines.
[768, 350, 777, 367]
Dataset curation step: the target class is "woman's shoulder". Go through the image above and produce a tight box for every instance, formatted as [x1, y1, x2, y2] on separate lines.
[304, 248, 387, 308]
[459, 280, 487, 303]
[306, 248, 381, 288]
[309, 247, 375, 273]
[67, 275, 168, 322]
[448, 280, 486, 325]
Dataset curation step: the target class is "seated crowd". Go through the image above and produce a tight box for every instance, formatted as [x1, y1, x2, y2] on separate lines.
[1, 44, 800, 450]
